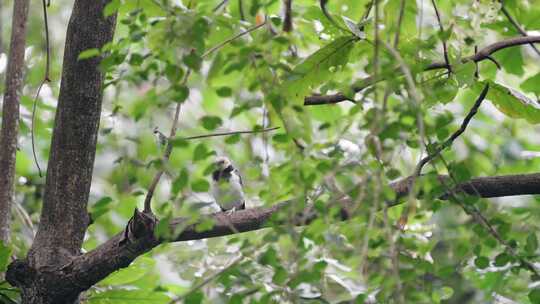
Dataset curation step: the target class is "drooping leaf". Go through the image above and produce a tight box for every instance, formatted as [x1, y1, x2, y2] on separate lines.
[485, 80, 540, 124]
[275, 36, 357, 142]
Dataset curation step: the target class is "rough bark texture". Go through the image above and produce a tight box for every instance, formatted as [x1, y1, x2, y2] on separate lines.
[0, 0, 30, 243]
[5, 1, 117, 303]
[28, 0, 116, 268]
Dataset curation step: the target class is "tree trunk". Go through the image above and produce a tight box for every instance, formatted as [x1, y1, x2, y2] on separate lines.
[0, 0, 30, 244]
[5, 1, 116, 303]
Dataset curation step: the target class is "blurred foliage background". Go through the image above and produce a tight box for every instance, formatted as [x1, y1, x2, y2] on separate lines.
[1, 0, 540, 303]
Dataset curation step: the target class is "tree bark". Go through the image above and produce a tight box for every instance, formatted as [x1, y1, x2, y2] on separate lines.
[0, 0, 30, 244]
[28, 0, 116, 269]
[4, 1, 116, 303]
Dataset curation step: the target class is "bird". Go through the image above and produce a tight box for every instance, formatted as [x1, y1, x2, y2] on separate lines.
[153, 127, 168, 150]
[211, 156, 246, 213]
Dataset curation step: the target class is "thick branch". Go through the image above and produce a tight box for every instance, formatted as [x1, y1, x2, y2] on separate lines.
[28, 0, 117, 269]
[0, 0, 30, 243]
[304, 35, 540, 105]
[63, 172, 540, 291]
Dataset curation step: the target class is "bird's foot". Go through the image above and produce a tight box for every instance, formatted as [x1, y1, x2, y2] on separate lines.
[224, 207, 237, 216]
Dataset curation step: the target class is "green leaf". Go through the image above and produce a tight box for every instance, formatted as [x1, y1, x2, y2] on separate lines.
[493, 46, 524, 76]
[172, 85, 190, 103]
[191, 179, 210, 192]
[0, 242, 12, 273]
[184, 291, 203, 304]
[88, 289, 170, 303]
[172, 168, 189, 195]
[283, 36, 355, 103]
[91, 197, 114, 220]
[494, 253, 511, 267]
[200, 116, 223, 130]
[183, 52, 202, 70]
[78, 48, 101, 60]
[276, 36, 356, 141]
[193, 143, 212, 161]
[99, 257, 155, 286]
[103, 0, 121, 17]
[530, 289, 540, 304]
[474, 256, 489, 269]
[216, 87, 233, 97]
[486, 80, 540, 124]
[521, 72, 540, 95]
[526, 233, 538, 254]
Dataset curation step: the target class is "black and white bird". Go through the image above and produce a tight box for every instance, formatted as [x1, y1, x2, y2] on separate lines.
[211, 156, 246, 213]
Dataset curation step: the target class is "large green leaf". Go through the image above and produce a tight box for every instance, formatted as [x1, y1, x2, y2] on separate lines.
[484, 80, 540, 124]
[282, 36, 356, 104]
[275, 36, 357, 142]
[99, 257, 155, 286]
[88, 289, 170, 303]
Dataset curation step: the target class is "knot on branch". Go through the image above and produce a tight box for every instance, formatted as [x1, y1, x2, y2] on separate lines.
[119, 208, 157, 246]
[6, 259, 36, 287]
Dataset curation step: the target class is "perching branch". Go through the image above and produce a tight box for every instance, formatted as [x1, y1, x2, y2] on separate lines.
[0, 0, 30, 243]
[143, 102, 183, 213]
[304, 35, 540, 105]
[430, 0, 451, 74]
[26, 171, 539, 295]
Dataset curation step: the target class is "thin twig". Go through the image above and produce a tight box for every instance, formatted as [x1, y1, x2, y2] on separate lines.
[433, 155, 539, 277]
[392, 0, 406, 47]
[238, 0, 245, 20]
[212, 0, 228, 12]
[202, 20, 267, 58]
[358, 0, 373, 29]
[320, 0, 348, 33]
[143, 91, 186, 213]
[143, 103, 182, 213]
[179, 126, 279, 141]
[30, 0, 52, 177]
[282, 0, 293, 32]
[31, 83, 45, 177]
[474, 45, 479, 78]
[415, 83, 489, 176]
[485, 55, 502, 70]
[499, 1, 540, 57]
[430, 0, 451, 74]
